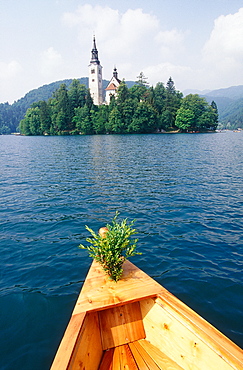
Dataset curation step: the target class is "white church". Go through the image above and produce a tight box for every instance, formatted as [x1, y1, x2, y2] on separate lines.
[88, 37, 121, 105]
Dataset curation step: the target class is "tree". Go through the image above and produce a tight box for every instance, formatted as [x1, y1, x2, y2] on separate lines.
[108, 106, 124, 133]
[162, 77, 182, 129]
[175, 108, 195, 131]
[116, 80, 129, 105]
[39, 101, 51, 134]
[92, 105, 109, 134]
[136, 72, 149, 88]
[72, 105, 93, 134]
[166, 76, 176, 94]
[175, 94, 218, 132]
[128, 102, 157, 133]
[68, 79, 86, 114]
[52, 84, 72, 131]
[210, 100, 219, 128]
[129, 72, 149, 102]
[20, 107, 42, 135]
[153, 82, 166, 114]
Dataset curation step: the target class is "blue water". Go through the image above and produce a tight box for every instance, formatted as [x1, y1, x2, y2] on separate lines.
[0, 133, 242, 369]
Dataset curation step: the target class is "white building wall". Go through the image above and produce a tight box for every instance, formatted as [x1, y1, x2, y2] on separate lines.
[89, 63, 103, 105]
[105, 76, 120, 104]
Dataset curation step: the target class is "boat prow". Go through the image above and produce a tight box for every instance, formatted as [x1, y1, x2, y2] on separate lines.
[51, 260, 243, 369]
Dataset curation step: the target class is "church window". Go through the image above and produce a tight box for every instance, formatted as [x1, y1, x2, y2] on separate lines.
[91, 69, 95, 74]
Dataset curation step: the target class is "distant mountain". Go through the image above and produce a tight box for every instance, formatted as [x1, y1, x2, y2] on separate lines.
[0, 78, 136, 133]
[204, 85, 243, 100]
[1, 80, 242, 133]
[183, 88, 212, 96]
[201, 85, 243, 128]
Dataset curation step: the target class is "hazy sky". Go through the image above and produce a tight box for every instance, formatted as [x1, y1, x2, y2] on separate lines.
[1, 0, 243, 103]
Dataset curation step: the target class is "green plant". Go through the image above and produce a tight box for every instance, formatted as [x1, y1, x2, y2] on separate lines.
[78, 212, 141, 282]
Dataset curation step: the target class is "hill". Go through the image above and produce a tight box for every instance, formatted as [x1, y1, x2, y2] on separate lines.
[204, 85, 243, 100]
[1, 81, 242, 133]
[200, 85, 243, 129]
[0, 78, 136, 134]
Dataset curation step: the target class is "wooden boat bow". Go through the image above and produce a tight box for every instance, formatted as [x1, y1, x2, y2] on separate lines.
[51, 260, 243, 370]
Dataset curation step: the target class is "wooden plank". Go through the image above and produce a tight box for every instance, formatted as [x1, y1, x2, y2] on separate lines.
[112, 346, 121, 369]
[99, 301, 145, 349]
[115, 345, 138, 369]
[99, 349, 114, 370]
[128, 342, 151, 370]
[140, 297, 243, 370]
[68, 311, 103, 370]
[73, 260, 164, 315]
[156, 294, 243, 370]
[132, 340, 160, 369]
[51, 312, 86, 370]
[138, 339, 184, 369]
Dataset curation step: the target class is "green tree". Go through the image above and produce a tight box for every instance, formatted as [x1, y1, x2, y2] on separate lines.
[175, 94, 218, 132]
[175, 108, 195, 131]
[161, 77, 182, 129]
[210, 100, 219, 128]
[52, 84, 72, 132]
[108, 106, 124, 133]
[130, 72, 149, 102]
[92, 105, 109, 134]
[166, 76, 176, 94]
[128, 102, 157, 133]
[20, 107, 42, 135]
[68, 79, 86, 114]
[153, 82, 166, 115]
[39, 101, 51, 134]
[73, 105, 93, 134]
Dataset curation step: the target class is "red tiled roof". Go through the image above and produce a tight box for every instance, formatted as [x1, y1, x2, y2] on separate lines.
[105, 83, 118, 91]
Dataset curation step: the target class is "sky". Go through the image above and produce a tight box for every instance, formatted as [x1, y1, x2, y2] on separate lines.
[1, 0, 243, 103]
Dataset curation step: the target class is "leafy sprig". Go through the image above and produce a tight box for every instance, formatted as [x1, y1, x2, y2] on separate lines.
[78, 212, 141, 282]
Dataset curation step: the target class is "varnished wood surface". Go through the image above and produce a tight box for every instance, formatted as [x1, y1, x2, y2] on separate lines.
[141, 297, 243, 370]
[50, 313, 86, 370]
[51, 260, 243, 370]
[99, 340, 184, 370]
[99, 301, 145, 349]
[72, 260, 164, 315]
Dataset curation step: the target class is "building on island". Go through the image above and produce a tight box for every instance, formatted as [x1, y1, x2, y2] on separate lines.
[105, 67, 121, 104]
[89, 37, 121, 105]
[89, 36, 103, 106]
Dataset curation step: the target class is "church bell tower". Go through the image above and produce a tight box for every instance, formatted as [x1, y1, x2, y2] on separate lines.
[89, 36, 103, 105]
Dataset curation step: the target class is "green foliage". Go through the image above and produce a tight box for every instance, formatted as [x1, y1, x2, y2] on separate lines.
[78, 212, 141, 282]
[18, 76, 221, 136]
[218, 97, 243, 130]
[175, 94, 218, 132]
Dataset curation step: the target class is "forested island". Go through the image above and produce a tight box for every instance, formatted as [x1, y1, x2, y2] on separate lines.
[19, 75, 218, 135]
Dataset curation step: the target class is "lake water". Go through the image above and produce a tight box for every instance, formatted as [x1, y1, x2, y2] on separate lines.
[0, 132, 242, 369]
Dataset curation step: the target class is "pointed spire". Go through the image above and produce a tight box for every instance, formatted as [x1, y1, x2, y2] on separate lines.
[113, 66, 118, 79]
[90, 35, 100, 65]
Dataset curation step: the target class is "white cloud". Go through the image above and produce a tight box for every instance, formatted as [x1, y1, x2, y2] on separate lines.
[0, 60, 23, 103]
[143, 62, 192, 89]
[202, 7, 243, 82]
[62, 4, 187, 84]
[40, 47, 63, 77]
[0, 60, 22, 80]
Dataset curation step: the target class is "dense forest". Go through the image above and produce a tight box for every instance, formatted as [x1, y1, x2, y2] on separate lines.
[1, 75, 243, 135]
[0, 78, 90, 134]
[19, 75, 218, 135]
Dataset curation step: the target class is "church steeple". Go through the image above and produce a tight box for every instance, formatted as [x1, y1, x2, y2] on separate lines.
[88, 36, 103, 105]
[113, 67, 118, 79]
[90, 36, 100, 65]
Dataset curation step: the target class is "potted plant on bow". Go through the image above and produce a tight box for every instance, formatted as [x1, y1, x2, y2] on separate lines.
[78, 212, 141, 282]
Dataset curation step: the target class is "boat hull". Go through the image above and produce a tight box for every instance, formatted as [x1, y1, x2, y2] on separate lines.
[51, 260, 243, 369]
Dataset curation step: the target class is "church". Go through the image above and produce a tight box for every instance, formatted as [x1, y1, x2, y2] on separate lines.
[88, 37, 121, 105]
